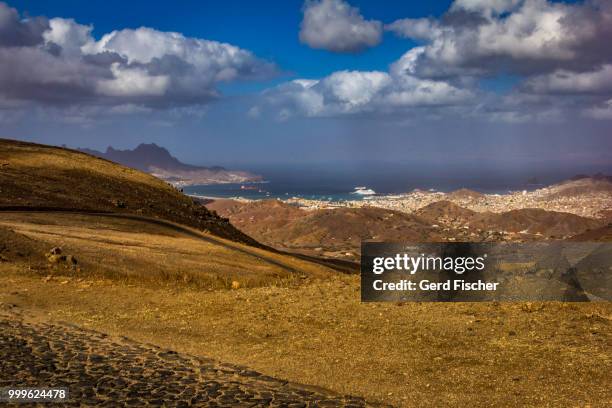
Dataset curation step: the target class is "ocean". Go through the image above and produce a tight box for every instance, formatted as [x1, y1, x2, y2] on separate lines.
[183, 162, 612, 201]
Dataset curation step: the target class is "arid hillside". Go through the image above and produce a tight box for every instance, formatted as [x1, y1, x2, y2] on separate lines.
[414, 200, 477, 225]
[208, 198, 606, 260]
[0, 212, 336, 289]
[569, 224, 612, 242]
[469, 208, 604, 237]
[416, 201, 603, 238]
[547, 174, 612, 198]
[0, 138, 257, 245]
[207, 199, 447, 259]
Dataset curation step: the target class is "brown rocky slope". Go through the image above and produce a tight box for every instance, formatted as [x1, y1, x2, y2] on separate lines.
[209, 199, 606, 260]
[416, 201, 603, 238]
[207, 199, 445, 259]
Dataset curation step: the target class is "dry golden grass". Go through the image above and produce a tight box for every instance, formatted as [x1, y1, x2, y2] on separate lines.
[2, 270, 610, 408]
[0, 138, 259, 244]
[497, 262, 535, 272]
[0, 212, 335, 289]
[0, 139, 167, 189]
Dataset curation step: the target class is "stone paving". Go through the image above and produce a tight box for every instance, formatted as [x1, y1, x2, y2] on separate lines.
[0, 312, 384, 407]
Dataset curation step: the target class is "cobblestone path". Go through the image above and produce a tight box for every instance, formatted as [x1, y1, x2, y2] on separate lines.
[0, 313, 384, 407]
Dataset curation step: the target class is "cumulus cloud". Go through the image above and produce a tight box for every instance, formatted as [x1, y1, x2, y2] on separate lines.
[450, 0, 522, 16]
[385, 18, 441, 42]
[256, 68, 474, 119]
[0, 2, 48, 46]
[4, 0, 610, 126]
[248, 0, 612, 124]
[96, 63, 170, 97]
[0, 2, 276, 110]
[583, 99, 612, 120]
[387, 0, 612, 78]
[524, 65, 612, 94]
[299, 0, 382, 53]
[378, 0, 612, 123]
[42, 18, 92, 56]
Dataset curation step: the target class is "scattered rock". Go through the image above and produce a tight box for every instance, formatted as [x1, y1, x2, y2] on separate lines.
[113, 199, 127, 209]
[49, 247, 62, 255]
[46, 248, 77, 268]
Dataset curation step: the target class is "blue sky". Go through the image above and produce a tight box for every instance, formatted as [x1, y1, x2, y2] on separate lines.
[17, 1, 445, 74]
[1, 0, 611, 169]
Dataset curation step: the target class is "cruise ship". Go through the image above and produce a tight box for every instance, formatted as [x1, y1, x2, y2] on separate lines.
[352, 186, 376, 195]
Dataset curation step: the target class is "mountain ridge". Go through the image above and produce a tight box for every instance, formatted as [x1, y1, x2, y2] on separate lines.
[79, 143, 262, 186]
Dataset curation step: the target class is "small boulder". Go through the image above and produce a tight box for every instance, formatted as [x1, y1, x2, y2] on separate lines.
[113, 199, 127, 209]
[66, 255, 78, 265]
[46, 248, 77, 268]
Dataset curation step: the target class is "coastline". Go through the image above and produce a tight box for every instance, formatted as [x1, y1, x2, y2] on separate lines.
[193, 180, 611, 219]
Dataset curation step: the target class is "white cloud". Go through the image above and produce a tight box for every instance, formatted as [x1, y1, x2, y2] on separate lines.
[583, 99, 612, 120]
[319, 71, 390, 110]
[257, 67, 474, 118]
[299, 0, 382, 53]
[264, 79, 325, 119]
[0, 7, 277, 110]
[0, 2, 48, 46]
[390, 47, 426, 77]
[385, 19, 441, 41]
[247, 106, 261, 119]
[96, 63, 169, 97]
[386, 76, 473, 107]
[474, 0, 573, 60]
[378, 0, 612, 124]
[451, 0, 522, 16]
[387, 0, 612, 77]
[85, 27, 273, 82]
[43, 18, 93, 56]
[524, 65, 612, 94]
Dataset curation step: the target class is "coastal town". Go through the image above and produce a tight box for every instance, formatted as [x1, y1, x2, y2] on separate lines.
[281, 178, 612, 219]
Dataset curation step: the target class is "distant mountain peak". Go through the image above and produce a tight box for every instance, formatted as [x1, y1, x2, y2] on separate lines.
[94, 143, 209, 172]
[78, 143, 261, 186]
